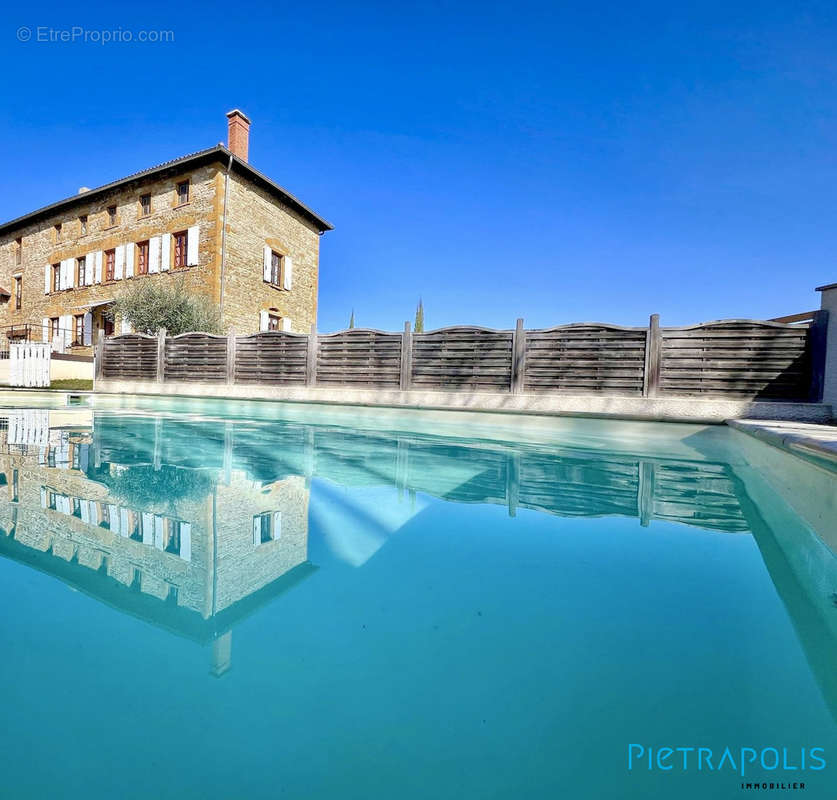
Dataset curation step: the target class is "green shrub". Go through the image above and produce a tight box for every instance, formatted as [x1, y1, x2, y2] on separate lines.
[111, 279, 224, 336]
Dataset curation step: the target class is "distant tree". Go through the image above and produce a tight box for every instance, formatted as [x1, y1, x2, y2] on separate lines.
[348, 309, 355, 329]
[111, 279, 223, 336]
[414, 298, 424, 332]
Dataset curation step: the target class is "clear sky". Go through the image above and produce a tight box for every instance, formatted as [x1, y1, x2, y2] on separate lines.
[3, 0, 837, 331]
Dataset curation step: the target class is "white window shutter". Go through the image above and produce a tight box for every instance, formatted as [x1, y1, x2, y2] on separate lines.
[160, 233, 171, 271]
[83, 312, 92, 346]
[149, 236, 161, 273]
[187, 225, 199, 266]
[180, 523, 191, 562]
[59, 259, 67, 289]
[65, 259, 75, 288]
[259, 311, 269, 331]
[283, 256, 293, 290]
[124, 243, 135, 278]
[94, 251, 102, 283]
[61, 315, 73, 348]
[42, 318, 49, 342]
[273, 512, 282, 540]
[253, 516, 261, 546]
[85, 252, 95, 285]
[281, 317, 292, 332]
[263, 246, 271, 282]
[114, 245, 124, 280]
[44, 265, 50, 295]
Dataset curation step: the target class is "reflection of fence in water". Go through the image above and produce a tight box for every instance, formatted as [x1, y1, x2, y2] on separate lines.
[93, 417, 751, 533]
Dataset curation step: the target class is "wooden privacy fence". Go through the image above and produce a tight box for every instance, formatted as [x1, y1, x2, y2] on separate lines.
[96, 312, 829, 402]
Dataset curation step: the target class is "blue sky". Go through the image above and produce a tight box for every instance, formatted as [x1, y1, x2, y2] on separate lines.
[3, 0, 837, 331]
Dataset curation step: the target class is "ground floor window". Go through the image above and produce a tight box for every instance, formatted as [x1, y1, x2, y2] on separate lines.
[50, 317, 59, 342]
[73, 314, 84, 346]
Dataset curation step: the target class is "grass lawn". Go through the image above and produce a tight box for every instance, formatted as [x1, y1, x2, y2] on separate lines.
[50, 379, 94, 390]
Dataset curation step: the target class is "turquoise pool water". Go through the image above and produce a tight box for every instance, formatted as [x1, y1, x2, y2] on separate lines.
[0, 400, 835, 799]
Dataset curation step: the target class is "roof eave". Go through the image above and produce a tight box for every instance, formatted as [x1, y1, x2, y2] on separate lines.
[0, 144, 333, 236]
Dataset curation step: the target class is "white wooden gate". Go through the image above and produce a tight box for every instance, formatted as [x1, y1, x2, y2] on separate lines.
[9, 343, 51, 387]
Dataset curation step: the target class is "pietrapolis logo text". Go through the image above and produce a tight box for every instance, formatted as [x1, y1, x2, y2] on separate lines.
[628, 745, 826, 777]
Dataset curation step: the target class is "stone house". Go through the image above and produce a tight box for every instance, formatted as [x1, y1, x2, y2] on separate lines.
[0, 111, 332, 352]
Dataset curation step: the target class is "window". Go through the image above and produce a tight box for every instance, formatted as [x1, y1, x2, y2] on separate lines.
[54, 223, 62, 240]
[107, 205, 117, 226]
[268, 250, 283, 286]
[52, 263, 61, 292]
[165, 522, 181, 555]
[73, 314, 84, 346]
[79, 215, 87, 235]
[173, 230, 188, 268]
[268, 313, 280, 331]
[50, 317, 60, 342]
[105, 248, 115, 281]
[136, 241, 149, 275]
[176, 180, 190, 205]
[14, 237, 21, 265]
[103, 315, 115, 336]
[253, 513, 272, 545]
[13, 276, 21, 310]
[139, 194, 151, 216]
[77, 256, 87, 286]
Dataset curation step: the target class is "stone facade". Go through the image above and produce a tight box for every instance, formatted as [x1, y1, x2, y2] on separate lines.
[0, 142, 328, 354]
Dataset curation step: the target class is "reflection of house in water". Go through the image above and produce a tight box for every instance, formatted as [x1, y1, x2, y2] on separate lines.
[3, 405, 831, 685]
[0, 409, 313, 677]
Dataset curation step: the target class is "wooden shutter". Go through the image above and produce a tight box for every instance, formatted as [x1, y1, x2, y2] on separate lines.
[42, 318, 49, 343]
[283, 256, 293, 290]
[180, 523, 191, 562]
[83, 312, 92, 346]
[85, 252, 95, 285]
[124, 243, 135, 278]
[44, 265, 50, 295]
[186, 225, 199, 266]
[114, 245, 124, 280]
[273, 512, 282, 540]
[252, 516, 261, 545]
[281, 317, 292, 332]
[149, 236, 161, 273]
[160, 233, 171, 271]
[259, 310, 269, 331]
[94, 251, 103, 283]
[263, 246, 272, 282]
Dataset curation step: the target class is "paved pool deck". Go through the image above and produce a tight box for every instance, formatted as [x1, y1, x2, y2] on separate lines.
[728, 418, 837, 470]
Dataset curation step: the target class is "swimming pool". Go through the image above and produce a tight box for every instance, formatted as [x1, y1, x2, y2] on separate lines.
[0, 398, 835, 799]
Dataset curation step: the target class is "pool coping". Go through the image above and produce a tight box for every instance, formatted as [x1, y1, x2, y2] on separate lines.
[727, 418, 837, 471]
[84, 380, 833, 425]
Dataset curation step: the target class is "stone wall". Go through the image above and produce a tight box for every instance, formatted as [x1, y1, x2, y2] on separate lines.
[0, 159, 323, 347]
[221, 170, 320, 334]
[0, 164, 222, 353]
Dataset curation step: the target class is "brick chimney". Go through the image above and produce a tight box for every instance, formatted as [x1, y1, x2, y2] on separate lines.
[226, 109, 251, 161]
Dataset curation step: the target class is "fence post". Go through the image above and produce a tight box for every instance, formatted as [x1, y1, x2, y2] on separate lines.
[306, 324, 318, 386]
[400, 321, 412, 391]
[643, 314, 661, 398]
[808, 309, 829, 402]
[157, 328, 167, 383]
[511, 318, 525, 394]
[226, 328, 237, 385]
[94, 329, 105, 381]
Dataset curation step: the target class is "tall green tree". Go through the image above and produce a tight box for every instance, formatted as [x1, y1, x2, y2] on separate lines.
[348, 309, 355, 329]
[111, 278, 224, 335]
[414, 298, 424, 332]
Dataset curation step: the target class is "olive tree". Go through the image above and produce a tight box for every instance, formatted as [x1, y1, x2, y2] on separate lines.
[111, 279, 223, 336]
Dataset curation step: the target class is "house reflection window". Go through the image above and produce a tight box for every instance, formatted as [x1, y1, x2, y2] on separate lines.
[252, 511, 281, 545]
[165, 521, 181, 555]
